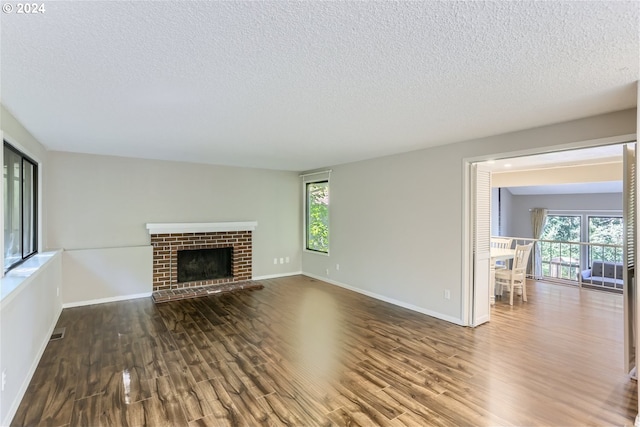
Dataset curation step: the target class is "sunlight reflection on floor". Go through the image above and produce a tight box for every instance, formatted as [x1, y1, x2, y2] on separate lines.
[297, 288, 343, 382]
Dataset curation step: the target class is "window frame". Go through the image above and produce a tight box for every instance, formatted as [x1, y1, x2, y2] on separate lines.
[304, 179, 330, 255]
[539, 214, 582, 279]
[538, 210, 623, 278]
[587, 214, 624, 265]
[4, 140, 39, 273]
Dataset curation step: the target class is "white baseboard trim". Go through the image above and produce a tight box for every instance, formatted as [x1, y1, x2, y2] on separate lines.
[62, 292, 152, 308]
[303, 273, 465, 326]
[635, 413, 640, 427]
[3, 304, 63, 427]
[253, 271, 303, 280]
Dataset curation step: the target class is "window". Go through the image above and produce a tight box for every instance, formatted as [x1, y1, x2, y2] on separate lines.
[4, 141, 38, 271]
[588, 216, 623, 264]
[540, 215, 581, 279]
[305, 180, 329, 253]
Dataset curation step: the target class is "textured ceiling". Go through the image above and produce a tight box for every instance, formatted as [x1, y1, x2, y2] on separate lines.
[1, 1, 638, 171]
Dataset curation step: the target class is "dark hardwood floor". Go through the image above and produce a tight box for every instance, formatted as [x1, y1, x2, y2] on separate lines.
[12, 275, 638, 426]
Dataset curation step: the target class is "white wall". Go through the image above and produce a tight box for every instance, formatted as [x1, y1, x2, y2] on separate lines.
[508, 192, 623, 238]
[491, 188, 513, 236]
[0, 253, 62, 426]
[500, 188, 515, 236]
[46, 151, 302, 304]
[301, 108, 636, 324]
[62, 247, 152, 306]
[491, 188, 500, 236]
[0, 106, 62, 426]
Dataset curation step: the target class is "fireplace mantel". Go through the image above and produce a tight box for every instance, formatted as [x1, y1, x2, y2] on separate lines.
[146, 221, 258, 234]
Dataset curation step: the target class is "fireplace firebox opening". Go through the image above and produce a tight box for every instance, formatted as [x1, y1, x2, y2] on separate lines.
[177, 247, 233, 283]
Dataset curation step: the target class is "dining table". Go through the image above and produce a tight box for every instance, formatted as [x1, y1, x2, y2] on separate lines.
[490, 247, 516, 305]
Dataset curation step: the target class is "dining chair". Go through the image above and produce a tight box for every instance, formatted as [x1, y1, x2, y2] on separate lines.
[495, 243, 533, 305]
[491, 237, 513, 269]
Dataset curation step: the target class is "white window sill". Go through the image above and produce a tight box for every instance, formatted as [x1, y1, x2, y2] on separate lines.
[303, 249, 330, 257]
[0, 250, 62, 307]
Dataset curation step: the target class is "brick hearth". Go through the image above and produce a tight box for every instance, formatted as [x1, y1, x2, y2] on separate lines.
[152, 280, 263, 303]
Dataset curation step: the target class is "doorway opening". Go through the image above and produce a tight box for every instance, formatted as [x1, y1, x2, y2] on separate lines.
[464, 138, 637, 376]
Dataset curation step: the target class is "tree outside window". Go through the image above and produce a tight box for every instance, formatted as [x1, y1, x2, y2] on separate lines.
[306, 181, 329, 253]
[540, 215, 581, 279]
[541, 215, 581, 242]
[538, 214, 624, 280]
[588, 216, 623, 264]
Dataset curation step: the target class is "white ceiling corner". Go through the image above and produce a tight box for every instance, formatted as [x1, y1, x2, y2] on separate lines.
[1, 1, 638, 171]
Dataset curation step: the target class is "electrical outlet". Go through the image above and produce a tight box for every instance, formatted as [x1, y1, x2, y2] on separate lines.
[2, 369, 6, 392]
[336, 264, 340, 271]
[285, 256, 290, 263]
[444, 289, 451, 300]
[326, 268, 330, 276]
[273, 258, 278, 265]
[56, 287, 59, 297]
[279, 258, 284, 264]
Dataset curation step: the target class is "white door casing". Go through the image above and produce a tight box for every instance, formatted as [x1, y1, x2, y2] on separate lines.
[623, 143, 637, 376]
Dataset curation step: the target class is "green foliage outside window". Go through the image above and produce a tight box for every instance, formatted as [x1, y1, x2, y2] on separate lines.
[589, 216, 623, 263]
[540, 215, 581, 279]
[541, 215, 581, 242]
[306, 181, 329, 252]
[538, 214, 624, 279]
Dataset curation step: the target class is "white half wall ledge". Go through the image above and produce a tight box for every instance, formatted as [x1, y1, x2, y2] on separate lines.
[145, 221, 258, 234]
[0, 250, 63, 306]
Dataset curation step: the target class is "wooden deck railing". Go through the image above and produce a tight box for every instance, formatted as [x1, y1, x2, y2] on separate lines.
[493, 236, 624, 293]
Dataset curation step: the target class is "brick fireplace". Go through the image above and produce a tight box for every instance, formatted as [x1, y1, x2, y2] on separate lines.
[146, 222, 258, 301]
